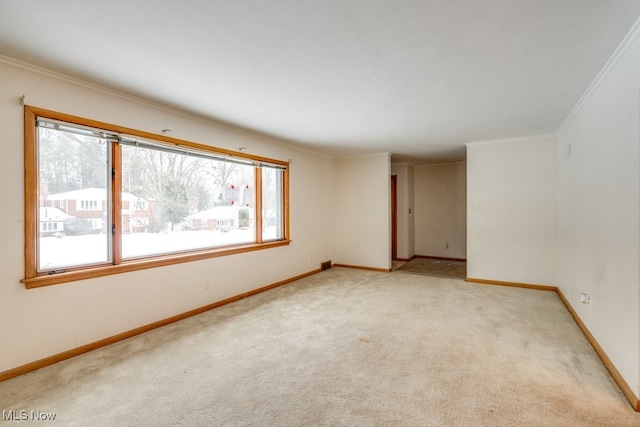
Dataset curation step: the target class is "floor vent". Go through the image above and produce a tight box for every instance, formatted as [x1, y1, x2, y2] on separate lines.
[321, 260, 332, 271]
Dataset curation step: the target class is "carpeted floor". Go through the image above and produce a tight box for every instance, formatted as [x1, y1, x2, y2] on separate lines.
[0, 268, 637, 426]
[396, 257, 467, 279]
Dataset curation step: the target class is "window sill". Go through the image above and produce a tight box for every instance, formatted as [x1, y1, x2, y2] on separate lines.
[22, 240, 291, 289]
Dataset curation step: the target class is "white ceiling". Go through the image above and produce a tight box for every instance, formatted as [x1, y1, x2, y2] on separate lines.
[1, 1, 639, 163]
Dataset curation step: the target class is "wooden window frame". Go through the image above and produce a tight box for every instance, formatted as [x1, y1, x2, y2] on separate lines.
[22, 106, 290, 289]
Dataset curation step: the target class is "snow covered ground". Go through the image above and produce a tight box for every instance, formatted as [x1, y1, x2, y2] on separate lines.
[39, 229, 256, 270]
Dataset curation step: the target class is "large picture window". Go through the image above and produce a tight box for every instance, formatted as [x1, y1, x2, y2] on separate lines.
[23, 106, 289, 288]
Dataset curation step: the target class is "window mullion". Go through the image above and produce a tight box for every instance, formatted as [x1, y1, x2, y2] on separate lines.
[112, 141, 122, 265]
[255, 167, 263, 244]
[283, 168, 290, 241]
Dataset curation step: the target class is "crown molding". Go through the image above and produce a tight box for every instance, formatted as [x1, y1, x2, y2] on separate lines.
[556, 16, 640, 136]
[465, 134, 556, 147]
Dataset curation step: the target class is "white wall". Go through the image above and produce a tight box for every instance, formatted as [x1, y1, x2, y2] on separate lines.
[414, 162, 467, 259]
[334, 154, 391, 270]
[557, 25, 640, 396]
[466, 137, 557, 285]
[0, 60, 334, 374]
[390, 163, 414, 260]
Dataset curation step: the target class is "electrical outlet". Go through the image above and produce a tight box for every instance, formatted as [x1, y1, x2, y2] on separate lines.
[204, 280, 210, 290]
[580, 293, 590, 304]
[445, 242, 449, 249]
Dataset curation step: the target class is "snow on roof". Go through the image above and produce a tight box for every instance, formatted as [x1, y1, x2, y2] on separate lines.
[122, 192, 148, 202]
[40, 207, 74, 221]
[46, 187, 147, 202]
[46, 187, 106, 200]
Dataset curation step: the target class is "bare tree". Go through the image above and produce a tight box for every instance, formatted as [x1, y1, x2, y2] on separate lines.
[38, 128, 107, 195]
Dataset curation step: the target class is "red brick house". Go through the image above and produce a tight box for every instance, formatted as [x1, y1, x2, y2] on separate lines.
[185, 207, 236, 231]
[43, 188, 152, 235]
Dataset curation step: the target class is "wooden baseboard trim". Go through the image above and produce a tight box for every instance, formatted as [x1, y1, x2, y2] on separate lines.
[333, 264, 391, 273]
[415, 255, 467, 262]
[556, 288, 639, 412]
[0, 268, 322, 383]
[395, 256, 415, 262]
[467, 277, 639, 411]
[466, 277, 557, 292]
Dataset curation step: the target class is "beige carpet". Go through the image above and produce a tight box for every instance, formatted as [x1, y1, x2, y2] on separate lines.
[396, 257, 467, 280]
[0, 268, 637, 426]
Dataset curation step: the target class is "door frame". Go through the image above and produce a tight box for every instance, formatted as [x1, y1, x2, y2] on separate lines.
[391, 174, 397, 261]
